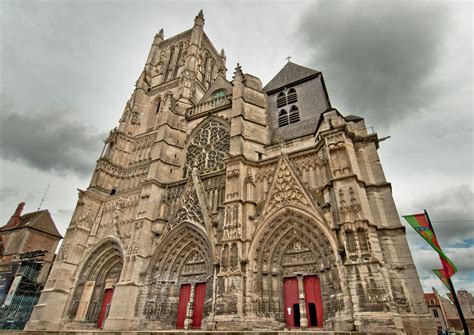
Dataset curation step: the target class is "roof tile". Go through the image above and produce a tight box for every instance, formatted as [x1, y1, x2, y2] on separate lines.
[264, 61, 320, 92]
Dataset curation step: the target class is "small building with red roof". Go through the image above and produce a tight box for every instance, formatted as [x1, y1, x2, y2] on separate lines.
[0, 202, 62, 329]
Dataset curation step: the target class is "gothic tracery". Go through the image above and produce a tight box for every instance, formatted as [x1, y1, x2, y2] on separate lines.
[185, 119, 230, 175]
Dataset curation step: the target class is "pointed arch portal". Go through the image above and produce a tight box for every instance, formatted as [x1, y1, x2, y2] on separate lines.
[249, 211, 340, 328]
[67, 240, 123, 329]
[144, 224, 213, 329]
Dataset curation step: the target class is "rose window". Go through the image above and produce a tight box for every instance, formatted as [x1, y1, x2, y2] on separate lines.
[185, 120, 230, 175]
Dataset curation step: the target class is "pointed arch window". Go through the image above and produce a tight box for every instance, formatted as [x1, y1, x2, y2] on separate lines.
[155, 98, 161, 113]
[357, 228, 370, 252]
[287, 88, 297, 104]
[277, 92, 287, 108]
[185, 119, 230, 175]
[278, 109, 289, 127]
[345, 230, 357, 253]
[289, 106, 300, 124]
[165, 46, 175, 81]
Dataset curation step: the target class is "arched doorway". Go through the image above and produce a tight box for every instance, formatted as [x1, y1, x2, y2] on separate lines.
[143, 224, 213, 329]
[67, 240, 123, 329]
[248, 211, 341, 328]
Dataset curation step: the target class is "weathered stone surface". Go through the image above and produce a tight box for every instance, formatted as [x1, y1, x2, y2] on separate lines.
[26, 11, 435, 335]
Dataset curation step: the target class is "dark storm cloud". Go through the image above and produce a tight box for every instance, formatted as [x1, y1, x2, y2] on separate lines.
[0, 97, 105, 178]
[298, 0, 451, 127]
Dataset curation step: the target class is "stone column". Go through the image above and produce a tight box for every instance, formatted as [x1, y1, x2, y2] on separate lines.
[297, 275, 308, 328]
[184, 283, 196, 330]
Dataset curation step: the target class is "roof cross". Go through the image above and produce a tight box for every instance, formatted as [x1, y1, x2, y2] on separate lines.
[286, 56, 292, 62]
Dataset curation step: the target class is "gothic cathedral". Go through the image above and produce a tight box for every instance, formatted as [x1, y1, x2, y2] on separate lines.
[27, 11, 435, 334]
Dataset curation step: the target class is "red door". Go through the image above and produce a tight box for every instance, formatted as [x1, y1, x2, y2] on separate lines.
[303, 276, 323, 328]
[97, 288, 114, 329]
[192, 282, 206, 329]
[176, 284, 191, 329]
[283, 277, 300, 328]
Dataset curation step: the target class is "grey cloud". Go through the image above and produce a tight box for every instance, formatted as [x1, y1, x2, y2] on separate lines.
[419, 271, 474, 294]
[403, 185, 474, 245]
[0, 97, 105, 178]
[298, 0, 451, 128]
[411, 244, 474, 293]
[56, 208, 74, 221]
[412, 245, 474, 273]
[57, 209, 73, 216]
[0, 186, 18, 201]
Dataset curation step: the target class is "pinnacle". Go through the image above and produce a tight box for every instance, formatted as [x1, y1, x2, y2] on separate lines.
[233, 63, 244, 80]
[197, 9, 204, 18]
[157, 28, 164, 39]
[220, 48, 226, 58]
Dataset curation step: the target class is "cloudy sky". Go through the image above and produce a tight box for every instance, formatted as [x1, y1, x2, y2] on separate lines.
[1, 0, 472, 295]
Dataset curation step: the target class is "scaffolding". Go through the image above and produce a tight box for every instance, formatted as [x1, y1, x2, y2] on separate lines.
[0, 250, 46, 330]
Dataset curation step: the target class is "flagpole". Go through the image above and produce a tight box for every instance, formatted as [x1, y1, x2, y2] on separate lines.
[424, 209, 469, 335]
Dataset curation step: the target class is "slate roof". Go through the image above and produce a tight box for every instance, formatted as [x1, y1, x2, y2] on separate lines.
[0, 209, 62, 238]
[263, 61, 320, 93]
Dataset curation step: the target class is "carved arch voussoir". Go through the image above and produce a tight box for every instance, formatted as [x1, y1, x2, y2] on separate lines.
[74, 236, 125, 282]
[258, 222, 333, 274]
[66, 237, 124, 321]
[252, 207, 339, 261]
[147, 223, 213, 280]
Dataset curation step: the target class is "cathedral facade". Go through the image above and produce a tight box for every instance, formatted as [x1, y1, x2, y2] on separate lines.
[27, 12, 435, 334]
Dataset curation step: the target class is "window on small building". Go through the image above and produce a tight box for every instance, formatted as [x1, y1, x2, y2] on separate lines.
[278, 109, 289, 127]
[433, 309, 439, 318]
[276, 92, 287, 108]
[287, 88, 297, 104]
[110, 188, 117, 195]
[289, 106, 300, 124]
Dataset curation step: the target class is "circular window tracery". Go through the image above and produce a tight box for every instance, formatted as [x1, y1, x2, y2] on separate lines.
[185, 120, 230, 175]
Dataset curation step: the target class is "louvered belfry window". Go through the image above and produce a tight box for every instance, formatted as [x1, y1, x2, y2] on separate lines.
[278, 109, 289, 127]
[276, 92, 287, 108]
[276, 88, 300, 127]
[287, 88, 297, 104]
[289, 106, 300, 124]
